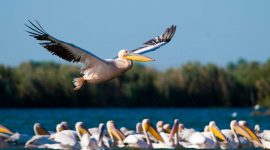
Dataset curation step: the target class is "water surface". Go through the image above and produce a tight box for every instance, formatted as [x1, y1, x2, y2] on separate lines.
[1, 108, 269, 135]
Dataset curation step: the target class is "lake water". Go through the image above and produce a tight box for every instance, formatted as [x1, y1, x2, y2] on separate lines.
[1, 108, 270, 136]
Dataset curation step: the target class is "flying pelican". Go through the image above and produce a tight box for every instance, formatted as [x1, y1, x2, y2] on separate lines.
[25, 21, 176, 90]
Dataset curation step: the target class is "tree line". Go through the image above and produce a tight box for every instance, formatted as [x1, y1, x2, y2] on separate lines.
[0, 59, 269, 107]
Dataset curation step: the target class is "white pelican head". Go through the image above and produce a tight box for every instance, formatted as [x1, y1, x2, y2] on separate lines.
[208, 121, 228, 142]
[106, 120, 125, 144]
[254, 124, 260, 134]
[142, 119, 164, 143]
[75, 122, 91, 139]
[163, 124, 171, 134]
[136, 122, 143, 134]
[156, 120, 164, 133]
[56, 121, 70, 133]
[33, 123, 50, 135]
[118, 49, 154, 62]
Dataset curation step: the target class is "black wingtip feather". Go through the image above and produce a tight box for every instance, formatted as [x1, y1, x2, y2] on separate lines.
[25, 20, 81, 63]
[28, 20, 46, 34]
[143, 25, 177, 46]
[35, 20, 48, 34]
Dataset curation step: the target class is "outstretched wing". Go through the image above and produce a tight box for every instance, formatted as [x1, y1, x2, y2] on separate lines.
[25, 20, 105, 65]
[131, 25, 176, 54]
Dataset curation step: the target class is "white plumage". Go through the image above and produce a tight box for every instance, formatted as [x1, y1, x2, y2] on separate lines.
[25, 21, 176, 90]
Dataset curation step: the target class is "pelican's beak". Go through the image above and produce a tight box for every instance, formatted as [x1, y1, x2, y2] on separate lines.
[78, 125, 90, 136]
[0, 125, 13, 135]
[106, 121, 125, 144]
[169, 119, 179, 142]
[75, 122, 91, 139]
[34, 123, 50, 135]
[124, 52, 154, 62]
[209, 121, 228, 142]
[163, 124, 171, 134]
[239, 121, 262, 145]
[231, 121, 252, 141]
[142, 119, 164, 143]
[98, 123, 105, 143]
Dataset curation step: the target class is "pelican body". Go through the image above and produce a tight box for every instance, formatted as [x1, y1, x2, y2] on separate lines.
[25, 21, 176, 90]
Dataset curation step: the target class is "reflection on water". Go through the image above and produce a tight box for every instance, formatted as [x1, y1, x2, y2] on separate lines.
[0, 108, 269, 135]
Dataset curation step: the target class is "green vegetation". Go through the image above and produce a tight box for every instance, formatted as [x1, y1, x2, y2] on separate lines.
[0, 59, 270, 107]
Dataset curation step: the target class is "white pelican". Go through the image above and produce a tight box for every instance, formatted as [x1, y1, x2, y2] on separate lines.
[86, 123, 110, 148]
[119, 122, 149, 148]
[120, 127, 136, 136]
[25, 21, 176, 90]
[24, 123, 59, 148]
[206, 121, 228, 149]
[0, 125, 13, 148]
[174, 121, 227, 149]
[48, 122, 80, 149]
[33, 123, 50, 136]
[4, 123, 50, 146]
[178, 121, 222, 149]
[76, 122, 107, 150]
[238, 120, 265, 148]
[106, 120, 126, 147]
[106, 120, 151, 148]
[177, 123, 196, 142]
[25, 122, 80, 149]
[56, 121, 70, 133]
[156, 121, 164, 133]
[136, 122, 143, 134]
[0, 125, 13, 139]
[142, 119, 179, 149]
[219, 120, 256, 149]
[255, 124, 270, 141]
[254, 124, 270, 149]
[163, 123, 172, 134]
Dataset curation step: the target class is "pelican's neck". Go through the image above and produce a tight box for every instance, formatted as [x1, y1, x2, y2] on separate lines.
[231, 129, 240, 146]
[116, 58, 133, 71]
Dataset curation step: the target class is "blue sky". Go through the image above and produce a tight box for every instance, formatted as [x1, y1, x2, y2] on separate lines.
[1, 0, 270, 69]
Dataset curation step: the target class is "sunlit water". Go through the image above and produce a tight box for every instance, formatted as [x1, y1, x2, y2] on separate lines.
[1, 108, 269, 136]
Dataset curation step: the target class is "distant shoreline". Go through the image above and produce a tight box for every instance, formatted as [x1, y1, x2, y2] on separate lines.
[0, 59, 270, 107]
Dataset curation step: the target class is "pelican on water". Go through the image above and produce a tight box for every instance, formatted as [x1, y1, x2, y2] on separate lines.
[25, 21, 176, 90]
